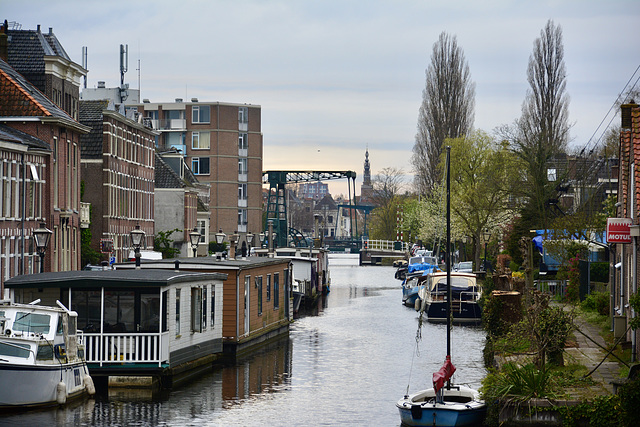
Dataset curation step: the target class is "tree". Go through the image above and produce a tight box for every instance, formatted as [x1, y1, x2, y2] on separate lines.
[509, 20, 571, 231]
[412, 32, 475, 195]
[369, 167, 405, 240]
[445, 131, 518, 269]
[154, 229, 181, 259]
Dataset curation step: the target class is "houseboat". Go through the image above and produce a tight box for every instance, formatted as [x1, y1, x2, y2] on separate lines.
[0, 299, 95, 409]
[5, 269, 227, 388]
[114, 256, 294, 357]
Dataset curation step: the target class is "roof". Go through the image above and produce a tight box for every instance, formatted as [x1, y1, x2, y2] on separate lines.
[115, 256, 291, 271]
[155, 152, 187, 189]
[6, 27, 71, 93]
[0, 123, 50, 151]
[4, 269, 227, 289]
[0, 57, 79, 124]
[78, 99, 112, 159]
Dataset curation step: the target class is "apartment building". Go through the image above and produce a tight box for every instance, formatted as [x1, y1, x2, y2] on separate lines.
[134, 99, 263, 247]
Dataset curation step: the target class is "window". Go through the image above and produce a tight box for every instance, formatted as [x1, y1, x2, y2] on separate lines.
[274, 273, 280, 309]
[192, 157, 210, 175]
[197, 220, 207, 243]
[266, 274, 271, 302]
[238, 158, 247, 175]
[191, 287, 202, 333]
[547, 168, 557, 182]
[176, 289, 181, 336]
[238, 184, 248, 201]
[256, 276, 263, 315]
[238, 133, 248, 150]
[238, 107, 248, 124]
[238, 209, 247, 227]
[192, 131, 210, 149]
[202, 286, 207, 329]
[192, 105, 210, 123]
[210, 287, 216, 327]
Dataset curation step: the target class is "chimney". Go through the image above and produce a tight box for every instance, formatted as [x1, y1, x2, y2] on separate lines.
[97, 81, 106, 88]
[191, 98, 198, 102]
[49, 27, 53, 35]
[0, 20, 8, 62]
[621, 101, 637, 130]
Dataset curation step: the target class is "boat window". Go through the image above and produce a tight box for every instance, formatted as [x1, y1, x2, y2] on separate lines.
[57, 315, 64, 335]
[36, 344, 54, 360]
[103, 291, 135, 332]
[71, 290, 101, 332]
[140, 293, 160, 333]
[14, 312, 51, 334]
[68, 315, 77, 336]
[435, 277, 475, 288]
[0, 341, 31, 358]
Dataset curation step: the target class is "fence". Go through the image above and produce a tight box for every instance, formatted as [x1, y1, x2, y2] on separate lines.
[84, 332, 169, 367]
[534, 279, 567, 298]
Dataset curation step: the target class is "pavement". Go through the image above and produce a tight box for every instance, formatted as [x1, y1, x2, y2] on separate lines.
[563, 313, 623, 397]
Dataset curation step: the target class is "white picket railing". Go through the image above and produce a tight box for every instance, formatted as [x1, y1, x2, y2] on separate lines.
[84, 332, 169, 366]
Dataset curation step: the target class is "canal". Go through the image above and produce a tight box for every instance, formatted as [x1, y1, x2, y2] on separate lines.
[1, 254, 486, 426]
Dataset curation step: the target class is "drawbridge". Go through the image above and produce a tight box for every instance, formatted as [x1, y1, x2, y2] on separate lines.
[263, 170, 358, 248]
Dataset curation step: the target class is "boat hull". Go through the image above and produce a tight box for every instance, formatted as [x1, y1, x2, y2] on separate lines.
[397, 385, 486, 426]
[425, 301, 482, 324]
[402, 285, 424, 307]
[0, 360, 91, 408]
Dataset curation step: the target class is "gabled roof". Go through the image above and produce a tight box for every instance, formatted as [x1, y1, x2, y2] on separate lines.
[155, 152, 188, 189]
[0, 123, 50, 151]
[0, 57, 76, 122]
[79, 99, 112, 159]
[7, 27, 71, 93]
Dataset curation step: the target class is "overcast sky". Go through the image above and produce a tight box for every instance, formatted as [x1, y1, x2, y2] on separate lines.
[4, 0, 640, 196]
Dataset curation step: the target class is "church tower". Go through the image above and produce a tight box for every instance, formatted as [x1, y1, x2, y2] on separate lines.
[360, 148, 373, 203]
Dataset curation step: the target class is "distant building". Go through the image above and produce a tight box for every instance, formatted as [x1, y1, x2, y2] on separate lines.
[360, 148, 373, 203]
[298, 181, 329, 200]
[314, 195, 338, 238]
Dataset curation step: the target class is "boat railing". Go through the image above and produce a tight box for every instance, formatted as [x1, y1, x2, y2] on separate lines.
[83, 332, 169, 367]
[428, 290, 480, 302]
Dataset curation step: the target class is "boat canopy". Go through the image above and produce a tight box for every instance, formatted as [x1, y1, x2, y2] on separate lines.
[407, 263, 440, 275]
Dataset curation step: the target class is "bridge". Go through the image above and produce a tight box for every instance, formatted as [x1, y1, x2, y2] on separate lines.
[359, 239, 409, 265]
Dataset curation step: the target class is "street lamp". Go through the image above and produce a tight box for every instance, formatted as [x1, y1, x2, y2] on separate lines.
[189, 226, 201, 258]
[246, 232, 254, 256]
[259, 232, 265, 248]
[33, 222, 52, 273]
[215, 228, 226, 260]
[483, 229, 491, 272]
[129, 224, 145, 269]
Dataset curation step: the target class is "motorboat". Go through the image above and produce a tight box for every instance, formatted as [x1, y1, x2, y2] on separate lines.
[0, 299, 95, 409]
[402, 262, 440, 307]
[415, 272, 482, 324]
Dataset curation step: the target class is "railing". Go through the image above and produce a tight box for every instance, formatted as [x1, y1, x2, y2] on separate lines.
[84, 332, 169, 367]
[534, 280, 567, 298]
[364, 239, 409, 252]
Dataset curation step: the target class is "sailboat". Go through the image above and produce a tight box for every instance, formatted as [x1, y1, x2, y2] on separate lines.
[396, 147, 486, 426]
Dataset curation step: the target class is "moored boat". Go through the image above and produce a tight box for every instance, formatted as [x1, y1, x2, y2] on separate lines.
[0, 299, 95, 409]
[401, 262, 440, 307]
[415, 272, 482, 324]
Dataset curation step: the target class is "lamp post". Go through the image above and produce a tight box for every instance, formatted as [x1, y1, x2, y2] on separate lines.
[246, 232, 254, 257]
[259, 232, 265, 249]
[483, 229, 491, 272]
[229, 232, 238, 259]
[189, 226, 201, 258]
[215, 228, 226, 260]
[33, 222, 52, 273]
[129, 224, 145, 269]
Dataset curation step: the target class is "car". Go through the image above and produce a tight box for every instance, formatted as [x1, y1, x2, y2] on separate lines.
[455, 261, 473, 273]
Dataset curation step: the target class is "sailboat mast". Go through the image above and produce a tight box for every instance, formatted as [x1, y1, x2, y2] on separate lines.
[446, 146, 451, 358]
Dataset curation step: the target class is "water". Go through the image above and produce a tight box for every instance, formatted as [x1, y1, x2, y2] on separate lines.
[1, 254, 486, 426]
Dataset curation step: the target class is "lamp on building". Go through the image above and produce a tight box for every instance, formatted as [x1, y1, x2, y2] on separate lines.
[215, 228, 226, 260]
[483, 229, 491, 272]
[189, 226, 201, 258]
[129, 224, 145, 269]
[33, 222, 53, 274]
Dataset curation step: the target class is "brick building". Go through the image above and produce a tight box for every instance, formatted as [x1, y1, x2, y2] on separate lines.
[78, 100, 157, 263]
[134, 100, 263, 249]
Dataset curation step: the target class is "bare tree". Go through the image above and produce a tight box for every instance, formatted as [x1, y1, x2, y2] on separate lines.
[412, 32, 475, 195]
[511, 20, 571, 228]
[369, 167, 405, 240]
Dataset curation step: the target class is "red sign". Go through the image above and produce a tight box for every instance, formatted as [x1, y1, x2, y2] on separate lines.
[607, 218, 632, 244]
[100, 239, 114, 253]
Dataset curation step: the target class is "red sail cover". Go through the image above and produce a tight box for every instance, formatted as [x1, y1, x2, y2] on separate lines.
[432, 356, 456, 393]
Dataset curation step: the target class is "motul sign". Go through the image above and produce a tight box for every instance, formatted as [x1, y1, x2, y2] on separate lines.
[607, 218, 632, 243]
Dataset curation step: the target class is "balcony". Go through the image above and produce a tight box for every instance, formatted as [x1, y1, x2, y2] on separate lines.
[150, 119, 186, 131]
[80, 202, 91, 228]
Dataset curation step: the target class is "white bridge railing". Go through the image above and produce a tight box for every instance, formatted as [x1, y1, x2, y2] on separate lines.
[364, 239, 409, 252]
[83, 332, 169, 367]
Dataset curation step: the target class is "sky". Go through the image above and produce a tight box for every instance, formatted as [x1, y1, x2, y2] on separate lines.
[3, 0, 640, 196]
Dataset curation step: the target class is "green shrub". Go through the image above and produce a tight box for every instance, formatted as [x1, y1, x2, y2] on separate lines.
[581, 291, 610, 316]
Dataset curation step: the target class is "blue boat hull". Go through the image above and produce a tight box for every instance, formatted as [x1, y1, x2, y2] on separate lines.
[397, 386, 486, 426]
[402, 285, 423, 307]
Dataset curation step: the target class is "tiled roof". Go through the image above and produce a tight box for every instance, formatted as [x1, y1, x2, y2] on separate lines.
[0, 58, 72, 120]
[7, 28, 70, 93]
[0, 123, 50, 151]
[79, 100, 111, 159]
[155, 152, 187, 189]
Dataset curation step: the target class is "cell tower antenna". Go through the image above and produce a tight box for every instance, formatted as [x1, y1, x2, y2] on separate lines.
[120, 44, 128, 85]
[81, 46, 88, 88]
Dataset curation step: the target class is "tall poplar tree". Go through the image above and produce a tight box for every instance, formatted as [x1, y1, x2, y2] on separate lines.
[412, 32, 475, 195]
